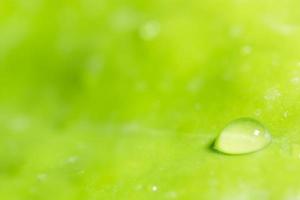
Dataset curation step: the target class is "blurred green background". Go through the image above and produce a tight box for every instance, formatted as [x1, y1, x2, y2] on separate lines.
[1, 0, 300, 199]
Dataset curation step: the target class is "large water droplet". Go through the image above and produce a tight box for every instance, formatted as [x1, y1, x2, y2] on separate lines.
[214, 118, 271, 154]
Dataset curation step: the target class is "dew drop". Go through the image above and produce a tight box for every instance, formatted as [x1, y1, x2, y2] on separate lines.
[166, 191, 178, 199]
[194, 103, 201, 111]
[290, 77, 300, 85]
[264, 88, 281, 101]
[283, 111, 289, 119]
[37, 173, 48, 182]
[254, 109, 262, 117]
[151, 185, 158, 192]
[140, 21, 160, 40]
[291, 144, 300, 159]
[214, 118, 272, 154]
[134, 184, 143, 191]
[65, 155, 79, 164]
[229, 26, 242, 38]
[241, 45, 252, 55]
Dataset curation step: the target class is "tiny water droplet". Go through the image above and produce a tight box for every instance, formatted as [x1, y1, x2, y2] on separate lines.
[37, 173, 48, 182]
[65, 155, 79, 164]
[214, 118, 271, 154]
[290, 77, 300, 85]
[264, 88, 281, 101]
[291, 144, 300, 159]
[283, 111, 289, 119]
[241, 45, 252, 55]
[134, 184, 143, 191]
[165, 191, 178, 199]
[271, 59, 280, 67]
[135, 81, 148, 92]
[194, 103, 201, 111]
[254, 109, 262, 117]
[229, 26, 243, 38]
[151, 185, 158, 192]
[140, 21, 160, 40]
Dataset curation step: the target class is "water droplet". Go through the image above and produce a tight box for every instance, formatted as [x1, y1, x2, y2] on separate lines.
[290, 77, 300, 85]
[151, 185, 158, 192]
[140, 21, 160, 40]
[122, 122, 140, 133]
[86, 56, 104, 75]
[254, 109, 262, 117]
[9, 116, 31, 132]
[214, 118, 271, 154]
[110, 8, 138, 32]
[241, 45, 252, 55]
[240, 63, 251, 73]
[78, 170, 85, 175]
[283, 111, 289, 118]
[134, 184, 143, 191]
[194, 103, 201, 111]
[270, 23, 296, 36]
[37, 173, 48, 182]
[187, 79, 203, 93]
[229, 26, 242, 38]
[284, 191, 300, 200]
[29, 187, 38, 194]
[271, 57, 281, 67]
[165, 191, 178, 199]
[264, 88, 281, 101]
[291, 144, 300, 159]
[65, 155, 79, 164]
[135, 81, 148, 92]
